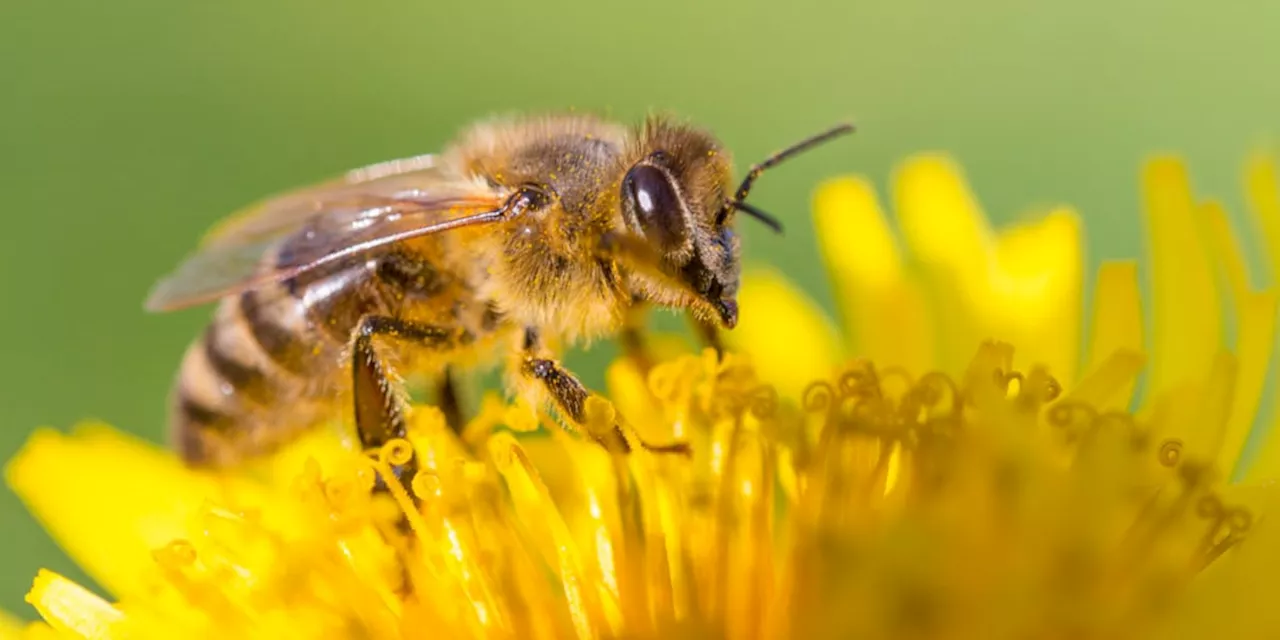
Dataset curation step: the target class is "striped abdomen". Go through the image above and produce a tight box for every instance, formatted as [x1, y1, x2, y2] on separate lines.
[170, 250, 464, 466]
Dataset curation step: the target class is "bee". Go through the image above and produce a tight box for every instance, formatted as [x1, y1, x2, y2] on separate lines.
[147, 114, 853, 470]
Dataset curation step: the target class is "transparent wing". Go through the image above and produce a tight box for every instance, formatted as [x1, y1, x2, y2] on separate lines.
[198, 153, 446, 250]
[146, 156, 504, 312]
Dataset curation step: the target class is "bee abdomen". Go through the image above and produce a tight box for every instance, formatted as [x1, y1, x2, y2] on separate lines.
[172, 382, 235, 464]
[171, 253, 454, 466]
[240, 286, 319, 376]
[171, 282, 336, 466]
[170, 336, 249, 466]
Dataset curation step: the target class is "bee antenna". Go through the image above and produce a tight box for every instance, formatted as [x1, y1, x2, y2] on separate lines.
[732, 201, 784, 234]
[718, 122, 856, 227]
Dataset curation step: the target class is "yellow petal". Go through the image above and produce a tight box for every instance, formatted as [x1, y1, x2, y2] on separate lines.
[1083, 261, 1144, 410]
[725, 267, 840, 400]
[17, 622, 62, 640]
[606, 359, 665, 438]
[1246, 151, 1280, 283]
[814, 176, 902, 292]
[1201, 201, 1278, 477]
[24, 571, 126, 639]
[1141, 157, 1222, 408]
[894, 154, 993, 281]
[1222, 290, 1278, 477]
[813, 176, 932, 374]
[893, 153, 995, 373]
[489, 434, 609, 639]
[4, 425, 262, 600]
[247, 420, 357, 489]
[1063, 348, 1146, 411]
[1248, 411, 1280, 482]
[1242, 152, 1280, 482]
[1148, 352, 1238, 462]
[0, 610, 26, 640]
[1202, 200, 1255, 300]
[990, 208, 1083, 382]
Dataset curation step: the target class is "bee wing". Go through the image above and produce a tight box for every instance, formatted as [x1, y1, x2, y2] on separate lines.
[146, 157, 505, 312]
[196, 153, 450, 251]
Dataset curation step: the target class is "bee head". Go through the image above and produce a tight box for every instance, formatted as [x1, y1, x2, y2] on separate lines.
[621, 120, 742, 327]
[620, 118, 854, 328]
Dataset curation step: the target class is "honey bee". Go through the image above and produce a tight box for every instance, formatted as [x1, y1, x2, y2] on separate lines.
[147, 114, 852, 470]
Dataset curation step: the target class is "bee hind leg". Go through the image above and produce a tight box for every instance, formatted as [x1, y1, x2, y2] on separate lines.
[352, 315, 458, 493]
[521, 328, 690, 456]
[352, 315, 463, 594]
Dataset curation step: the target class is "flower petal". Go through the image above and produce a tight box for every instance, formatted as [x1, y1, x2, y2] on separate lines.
[1201, 201, 1278, 477]
[991, 208, 1084, 382]
[606, 359, 669, 441]
[1081, 261, 1145, 411]
[813, 176, 933, 374]
[0, 610, 26, 640]
[4, 425, 263, 600]
[1063, 349, 1146, 411]
[15, 622, 61, 640]
[726, 268, 840, 400]
[814, 176, 902, 292]
[24, 570, 125, 639]
[1242, 152, 1280, 482]
[893, 155, 1083, 381]
[1246, 151, 1280, 282]
[1141, 157, 1222, 408]
[489, 434, 608, 639]
[1150, 352, 1238, 462]
[894, 154, 997, 374]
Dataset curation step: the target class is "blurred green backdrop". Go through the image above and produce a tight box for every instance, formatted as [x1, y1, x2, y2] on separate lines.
[3, 0, 1279, 620]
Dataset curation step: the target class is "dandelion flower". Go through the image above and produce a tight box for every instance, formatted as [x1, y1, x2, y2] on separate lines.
[7, 152, 1280, 639]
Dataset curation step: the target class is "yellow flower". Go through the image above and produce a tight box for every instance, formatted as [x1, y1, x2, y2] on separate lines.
[7, 152, 1280, 639]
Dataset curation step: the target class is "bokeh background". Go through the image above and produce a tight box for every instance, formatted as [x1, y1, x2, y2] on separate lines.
[3, 0, 1279, 620]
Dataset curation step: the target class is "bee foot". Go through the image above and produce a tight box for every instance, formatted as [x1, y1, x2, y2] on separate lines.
[637, 438, 692, 457]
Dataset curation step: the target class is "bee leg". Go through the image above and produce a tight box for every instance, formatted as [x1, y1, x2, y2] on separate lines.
[625, 299, 724, 367]
[351, 316, 457, 595]
[436, 366, 465, 435]
[598, 231, 728, 357]
[352, 324, 418, 497]
[690, 316, 725, 357]
[620, 299, 656, 374]
[598, 231, 704, 302]
[521, 328, 690, 456]
[352, 316, 456, 492]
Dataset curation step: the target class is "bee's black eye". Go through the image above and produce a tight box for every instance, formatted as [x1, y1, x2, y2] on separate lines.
[515, 183, 552, 211]
[624, 165, 678, 224]
[622, 162, 691, 252]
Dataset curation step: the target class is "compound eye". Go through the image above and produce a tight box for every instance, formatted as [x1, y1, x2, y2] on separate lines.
[513, 183, 552, 212]
[624, 165, 679, 223]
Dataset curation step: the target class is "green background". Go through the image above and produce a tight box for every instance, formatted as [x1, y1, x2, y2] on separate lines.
[3, 0, 1279, 620]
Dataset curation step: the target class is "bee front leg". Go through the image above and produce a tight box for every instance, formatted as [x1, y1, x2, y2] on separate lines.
[625, 299, 725, 370]
[520, 328, 690, 456]
[598, 231, 725, 360]
[352, 315, 458, 492]
[620, 298, 656, 374]
[689, 316, 725, 357]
